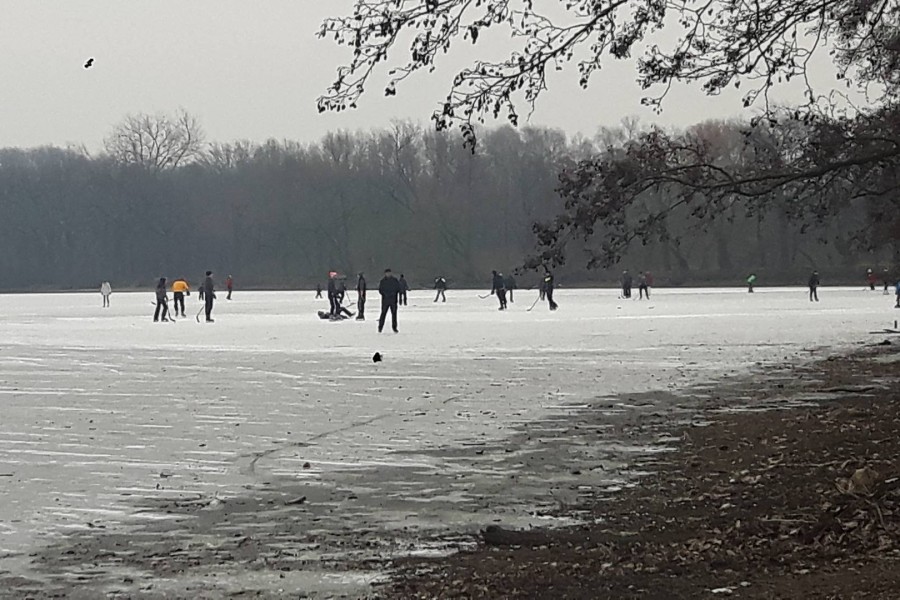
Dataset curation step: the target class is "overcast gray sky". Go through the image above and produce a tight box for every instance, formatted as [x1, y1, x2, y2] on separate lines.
[0, 1, 839, 150]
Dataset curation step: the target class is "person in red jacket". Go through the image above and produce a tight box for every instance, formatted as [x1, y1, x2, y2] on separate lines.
[866, 269, 877, 291]
[225, 275, 234, 300]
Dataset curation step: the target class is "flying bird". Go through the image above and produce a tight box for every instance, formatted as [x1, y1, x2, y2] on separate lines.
[83, 58, 94, 69]
[372, 352, 382, 363]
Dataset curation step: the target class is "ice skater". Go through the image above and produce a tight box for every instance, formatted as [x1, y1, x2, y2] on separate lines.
[172, 277, 190, 317]
[808, 271, 820, 302]
[882, 268, 891, 294]
[100, 281, 111, 308]
[505, 273, 517, 303]
[637, 272, 650, 299]
[203, 271, 216, 322]
[378, 268, 401, 333]
[398, 274, 409, 306]
[225, 275, 234, 300]
[866, 268, 877, 291]
[153, 277, 170, 322]
[491, 270, 508, 310]
[356, 272, 367, 321]
[747, 273, 757, 293]
[315, 283, 323, 299]
[544, 270, 558, 311]
[621, 270, 633, 299]
[434, 276, 447, 302]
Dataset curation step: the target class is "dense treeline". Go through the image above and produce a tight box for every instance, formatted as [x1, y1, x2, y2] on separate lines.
[0, 120, 890, 291]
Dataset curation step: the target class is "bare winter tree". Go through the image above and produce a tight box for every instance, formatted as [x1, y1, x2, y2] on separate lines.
[104, 109, 206, 171]
[319, 1, 900, 266]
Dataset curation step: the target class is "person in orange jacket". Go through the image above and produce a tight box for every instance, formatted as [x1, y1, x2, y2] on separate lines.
[171, 277, 190, 317]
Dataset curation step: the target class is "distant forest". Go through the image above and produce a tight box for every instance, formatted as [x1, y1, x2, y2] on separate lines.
[0, 118, 891, 292]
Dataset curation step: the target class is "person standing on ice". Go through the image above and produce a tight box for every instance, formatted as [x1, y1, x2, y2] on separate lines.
[225, 275, 234, 300]
[866, 268, 877, 290]
[491, 270, 508, 310]
[100, 281, 111, 308]
[637, 272, 650, 299]
[356, 272, 367, 321]
[543, 270, 558, 311]
[747, 273, 757, 293]
[315, 283, 323, 299]
[153, 277, 170, 322]
[378, 268, 401, 333]
[808, 271, 820, 302]
[505, 273, 517, 303]
[171, 277, 189, 317]
[327, 272, 339, 316]
[433, 276, 447, 302]
[882, 268, 891, 294]
[895, 279, 900, 308]
[398, 274, 409, 306]
[621, 270, 633, 298]
[202, 271, 216, 322]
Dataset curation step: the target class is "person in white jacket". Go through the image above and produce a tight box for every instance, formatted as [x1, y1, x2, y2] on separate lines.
[100, 281, 112, 308]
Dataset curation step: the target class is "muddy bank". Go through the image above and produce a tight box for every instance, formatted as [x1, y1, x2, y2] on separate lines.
[375, 344, 900, 599]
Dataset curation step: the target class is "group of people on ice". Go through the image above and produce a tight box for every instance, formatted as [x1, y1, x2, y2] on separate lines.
[620, 270, 653, 300]
[143, 272, 230, 323]
[318, 267, 560, 331]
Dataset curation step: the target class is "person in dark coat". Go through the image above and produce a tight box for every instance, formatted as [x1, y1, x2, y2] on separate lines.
[398, 274, 409, 306]
[378, 269, 401, 333]
[808, 271, 820, 302]
[505, 274, 517, 303]
[544, 270, 558, 310]
[491, 270, 508, 310]
[327, 273, 339, 316]
[153, 277, 170, 322]
[433, 276, 447, 303]
[621, 270, 633, 299]
[203, 271, 216, 322]
[356, 272, 367, 321]
[637, 272, 650, 300]
[315, 283, 323, 299]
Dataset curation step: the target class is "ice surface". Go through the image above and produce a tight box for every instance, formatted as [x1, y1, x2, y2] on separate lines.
[0, 286, 894, 595]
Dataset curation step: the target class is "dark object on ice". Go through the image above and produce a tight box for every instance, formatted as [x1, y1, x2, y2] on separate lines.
[877, 339, 892, 346]
[373, 352, 382, 363]
[284, 495, 306, 506]
[318, 310, 348, 321]
[83, 58, 94, 69]
[481, 525, 548, 547]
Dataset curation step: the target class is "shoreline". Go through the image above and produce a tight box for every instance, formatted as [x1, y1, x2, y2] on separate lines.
[373, 342, 900, 599]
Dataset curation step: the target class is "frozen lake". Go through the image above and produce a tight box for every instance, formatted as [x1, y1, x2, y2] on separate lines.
[0, 287, 895, 597]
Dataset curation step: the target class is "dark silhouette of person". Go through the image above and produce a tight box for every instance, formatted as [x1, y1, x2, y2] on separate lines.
[621, 270, 633, 299]
[378, 269, 401, 333]
[434, 276, 447, 302]
[203, 271, 216, 322]
[327, 272, 339, 316]
[153, 277, 170, 322]
[315, 283, 323, 299]
[356, 272, 367, 321]
[544, 270, 558, 310]
[638, 272, 650, 299]
[491, 270, 508, 310]
[808, 271, 820, 302]
[398, 274, 409, 306]
[505, 273, 517, 302]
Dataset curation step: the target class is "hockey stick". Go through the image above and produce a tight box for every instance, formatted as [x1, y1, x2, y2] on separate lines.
[478, 293, 492, 299]
[526, 295, 541, 312]
[195, 306, 205, 323]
